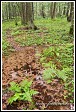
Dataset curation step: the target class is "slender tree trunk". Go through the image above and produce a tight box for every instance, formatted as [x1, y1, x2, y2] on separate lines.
[63, 6, 66, 15]
[32, 3, 34, 20]
[16, 2, 22, 17]
[12, 3, 15, 18]
[50, 2, 56, 19]
[12, 4, 16, 18]
[2, 12, 4, 20]
[66, 2, 70, 17]
[70, 2, 74, 21]
[6, 3, 8, 20]
[36, 2, 37, 18]
[69, 2, 74, 35]
[67, 2, 74, 22]
[50, 2, 53, 19]
[26, 2, 30, 24]
[58, 3, 63, 17]
[58, 3, 61, 16]
[41, 3, 45, 18]
[53, 2, 56, 18]
[8, 2, 11, 19]
[13, 4, 18, 25]
[67, 2, 72, 22]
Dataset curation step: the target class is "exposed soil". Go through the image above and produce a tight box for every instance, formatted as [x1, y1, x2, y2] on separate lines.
[2, 28, 73, 110]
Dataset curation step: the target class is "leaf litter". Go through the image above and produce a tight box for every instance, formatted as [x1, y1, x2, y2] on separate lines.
[2, 29, 73, 110]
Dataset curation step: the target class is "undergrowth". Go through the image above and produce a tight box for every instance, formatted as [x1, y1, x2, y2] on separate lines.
[8, 80, 38, 105]
[2, 17, 74, 104]
[2, 37, 15, 55]
[12, 18, 73, 46]
[39, 43, 74, 103]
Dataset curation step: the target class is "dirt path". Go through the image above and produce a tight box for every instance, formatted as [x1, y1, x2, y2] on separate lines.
[2, 29, 72, 110]
[6, 29, 35, 51]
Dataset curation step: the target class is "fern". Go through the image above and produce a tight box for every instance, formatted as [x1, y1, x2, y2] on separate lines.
[8, 80, 38, 104]
[8, 93, 22, 104]
[43, 68, 56, 80]
[8, 82, 21, 92]
[43, 67, 70, 82]
[57, 69, 67, 82]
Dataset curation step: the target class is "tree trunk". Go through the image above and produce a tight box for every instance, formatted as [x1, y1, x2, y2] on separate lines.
[13, 4, 18, 25]
[32, 3, 34, 20]
[2, 13, 4, 20]
[41, 3, 45, 18]
[21, 3, 26, 25]
[58, 3, 62, 16]
[8, 2, 11, 19]
[67, 2, 71, 22]
[69, 2, 74, 35]
[66, 2, 70, 17]
[53, 2, 56, 18]
[50, 2, 53, 19]
[70, 2, 74, 21]
[63, 6, 66, 15]
[51, 2, 56, 19]
[6, 4, 8, 20]
[26, 2, 37, 30]
[36, 2, 37, 18]
[16, 2, 22, 17]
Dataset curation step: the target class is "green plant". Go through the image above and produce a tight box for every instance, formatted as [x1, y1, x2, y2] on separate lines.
[43, 68, 56, 80]
[43, 67, 68, 82]
[11, 30, 21, 36]
[57, 68, 68, 82]
[8, 80, 39, 104]
[42, 47, 55, 57]
[64, 79, 74, 103]
[2, 38, 10, 51]
[2, 37, 14, 55]
[41, 43, 74, 103]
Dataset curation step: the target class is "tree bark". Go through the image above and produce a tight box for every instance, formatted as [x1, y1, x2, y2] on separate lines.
[26, 2, 37, 30]
[13, 4, 18, 25]
[66, 2, 70, 17]
[41, 3, 45, 18]
[53, 2, 56, 18]
[70, 2, 74, 21]
[51, 2, 56, 19]
[8, 2, 11, 19]
[67, 2, 71, 22]
[6, 3, 8, 20]
[36, 2, 37, 18]
[50, 2, 53, 19]
[63, 6, 66, 15]
[58, 3, 61, 16]
[21, 3, 26, 25]
[69, 2, 74, 35]
[32, 3, 34, 20]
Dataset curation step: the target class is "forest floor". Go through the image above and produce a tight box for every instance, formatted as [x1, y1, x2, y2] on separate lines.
[2, 18, 74, 110]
